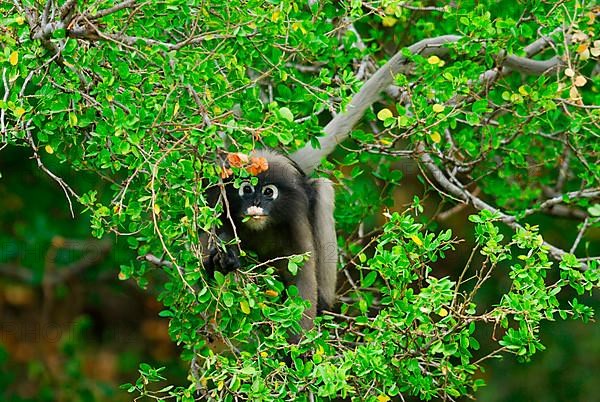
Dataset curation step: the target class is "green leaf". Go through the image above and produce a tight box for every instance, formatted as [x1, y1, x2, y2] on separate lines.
[587, 204, 600, 217]
[278, 107, 294, 122]
[222, 292, 234, 307]
[361, 271, 377, 287]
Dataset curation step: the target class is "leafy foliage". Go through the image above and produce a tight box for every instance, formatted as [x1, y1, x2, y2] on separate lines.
[1, 0, 599, 400]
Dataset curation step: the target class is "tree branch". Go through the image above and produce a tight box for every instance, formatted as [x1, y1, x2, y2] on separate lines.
[25, 119, 79, 218]
[291, 33, 564, 173]
[515, 189, 600, 221]
[418, 145, 590, 268]
[84, 0, 137, 20]
[144, 253, 174, 268]
[292, 35, 461, 173]
[1, 68, 9, 141]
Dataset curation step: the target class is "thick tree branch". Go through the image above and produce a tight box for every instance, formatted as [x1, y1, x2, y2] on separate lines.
[84, 0, 137, 20]
[292, 35, 461, 173]
[514, 189, 600, 222]
[291, 33, 563, 173]
[418, 145, 591, 268]
[502, 54, 561, 75]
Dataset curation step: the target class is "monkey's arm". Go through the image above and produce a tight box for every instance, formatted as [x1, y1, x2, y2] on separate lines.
[203, 228, 241, 276]
[203, 186, 242, 276]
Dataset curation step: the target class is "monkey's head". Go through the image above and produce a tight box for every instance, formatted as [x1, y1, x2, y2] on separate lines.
[227, 151, 311, 231]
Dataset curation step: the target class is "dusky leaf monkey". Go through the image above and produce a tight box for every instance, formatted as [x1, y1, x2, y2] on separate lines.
[205, 150, 337, 338]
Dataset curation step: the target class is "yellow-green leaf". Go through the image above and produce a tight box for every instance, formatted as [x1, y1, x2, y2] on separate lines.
[410, 235, 423, 247]
[377, 395, 391, 402]
[427, 55, 441, 65]
[153, 204, 161, 215]
[382, 16, 397, 27]
[432, 103, 445, 113]
[292, 22, 306, 34]
[377, 108, 393, 120]
[240, 300, 251, 314]
[9, 51, 18, 66]
[518, 85, 528, 96]
[358, 253, 367, 263]
[68, 112, 78, 127]
[279, 107, 294, 122]
[14, 107, 25, 118]
[438, 307, 448, 317]
[429, 131, 441, 143]
[45, 145, 54, 154]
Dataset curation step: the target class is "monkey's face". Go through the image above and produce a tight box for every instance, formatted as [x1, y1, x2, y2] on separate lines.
[235, 180, 279, 230]
[229, 174, 308, 231]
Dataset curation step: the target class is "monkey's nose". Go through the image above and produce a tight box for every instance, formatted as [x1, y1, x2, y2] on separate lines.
[253, 198, 261, 206]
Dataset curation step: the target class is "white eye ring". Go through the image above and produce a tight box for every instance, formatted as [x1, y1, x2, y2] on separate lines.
[262, 184, 278, 199]
[238, 181, 254, 197]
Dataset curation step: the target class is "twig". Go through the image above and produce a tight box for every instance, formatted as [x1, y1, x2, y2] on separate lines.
[149, 134, 194, 292]
[518, 189, 600, 221]
[144, 253, 174, 268]
[25, 119, 78, 217]
[438, 188, 481, 220]
[1, 68, 8, 140]
[242, 253, 308, 272]
[570, 217, 590, 254]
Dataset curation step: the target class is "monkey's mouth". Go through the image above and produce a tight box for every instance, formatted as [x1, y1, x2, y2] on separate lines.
[245, 206, 266, 217]
[243, 206, 270, 229]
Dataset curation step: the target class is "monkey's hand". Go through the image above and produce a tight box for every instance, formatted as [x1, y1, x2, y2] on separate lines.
[205, 247, 241, 276]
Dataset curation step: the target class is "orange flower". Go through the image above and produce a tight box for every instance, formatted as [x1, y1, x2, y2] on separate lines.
[247, 156, 269, 175]
[220, 165, 233, 179]
[227, 152, 249, 168]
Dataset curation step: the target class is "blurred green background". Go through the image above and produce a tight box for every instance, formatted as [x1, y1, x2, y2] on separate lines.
[0, 147, 186, 401]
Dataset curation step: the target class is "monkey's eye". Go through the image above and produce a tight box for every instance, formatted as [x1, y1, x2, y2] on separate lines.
[238, 181, 254, 196]
[262, 184, 278, 199]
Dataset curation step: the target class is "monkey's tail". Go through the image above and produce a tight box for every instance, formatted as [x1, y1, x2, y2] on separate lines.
[310, 178, 338, 311]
